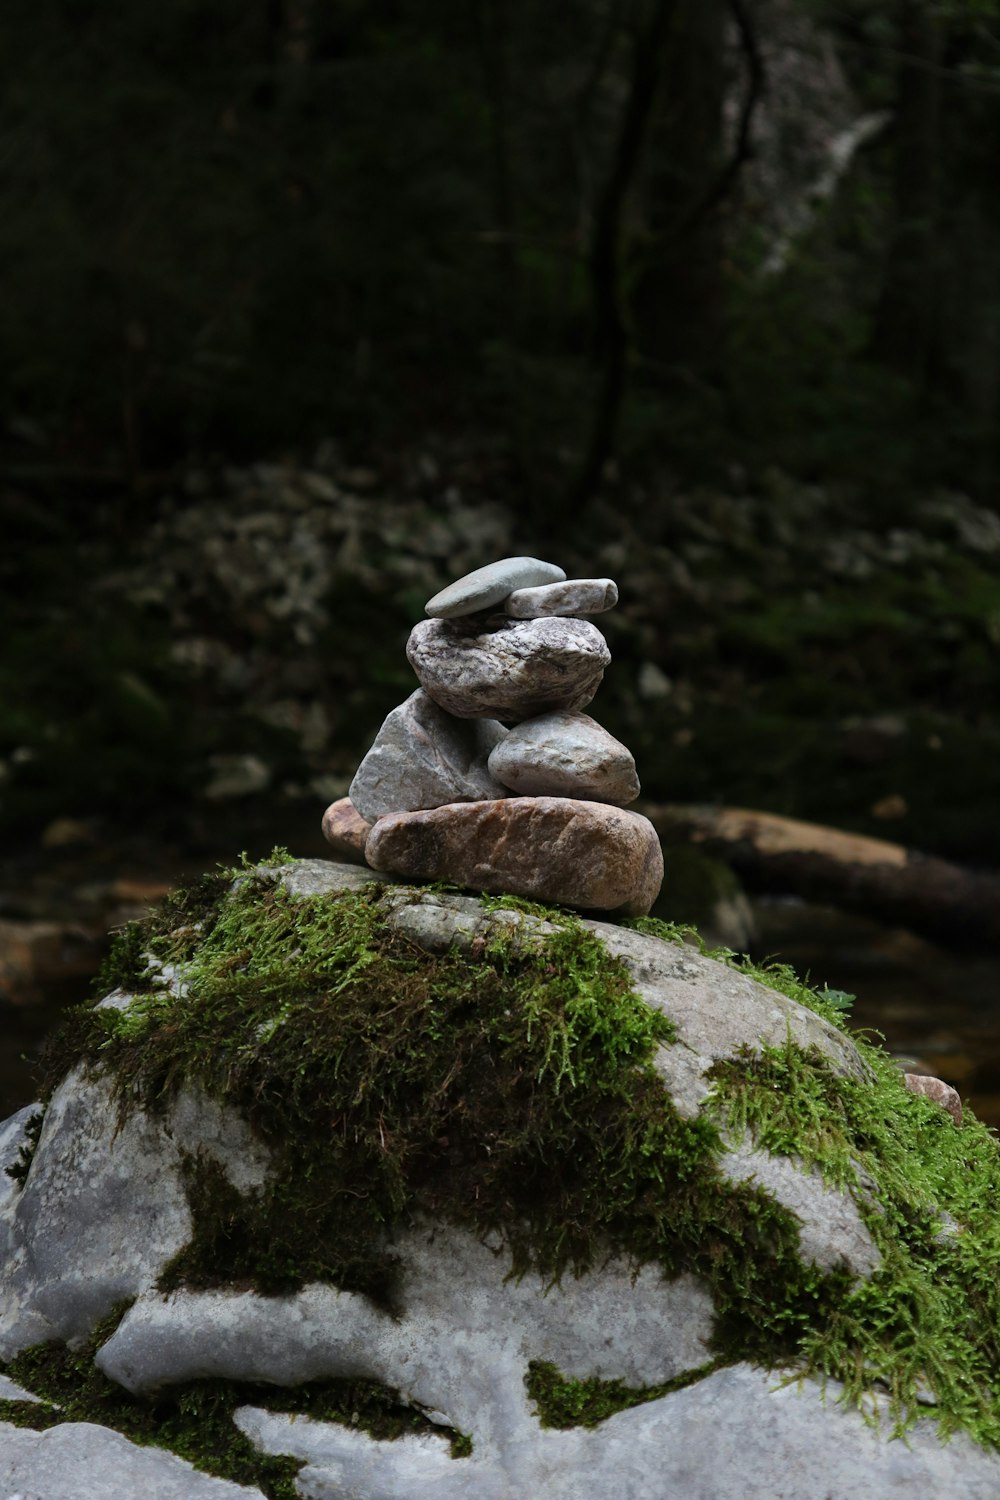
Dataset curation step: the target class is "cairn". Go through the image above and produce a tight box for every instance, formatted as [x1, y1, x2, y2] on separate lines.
[321, 557, 663, 916]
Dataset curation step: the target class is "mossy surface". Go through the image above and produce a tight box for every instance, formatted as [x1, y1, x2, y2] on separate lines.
[25, 855, 1000, 1459]
[0, 1307, 469, 1500]
[525, 1357, 725, 1428]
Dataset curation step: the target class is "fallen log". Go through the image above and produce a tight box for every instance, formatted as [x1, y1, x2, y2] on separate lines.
[643, 803, 1000, 951]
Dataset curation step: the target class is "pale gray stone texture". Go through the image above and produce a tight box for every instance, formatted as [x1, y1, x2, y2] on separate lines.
[0, 1421, 264, 1499]
[0, 1065, 194, 1358]
[406, 616, 611, 721]
[425, 557, 566, 618]
[96, 1226, 715, 1402]
[349, 688, 508, 822]
[0, 1102, 42, 1214]
[487, 710, 639, 804]
[504, 578, 618, 618]
[234, 1363, 1000, 1500]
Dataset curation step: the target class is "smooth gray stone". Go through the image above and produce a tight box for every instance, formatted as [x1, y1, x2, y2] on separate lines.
[425, 557, 566, 619]
[504, 578, 619, 618]
[0, 1065, 195, 1359]
[235, 1361, 1000, 1500]
[0, 1373, 47, 1403]
[487, 711, 639, 804]
[0, 1069, 275, 1361]
[349, 689, 508, 823]
[0, 1102, 43, 1214]
[96, 1227, 714, 1405]
[0, 1421, 263, 1498]
[406, 617, 610, 722]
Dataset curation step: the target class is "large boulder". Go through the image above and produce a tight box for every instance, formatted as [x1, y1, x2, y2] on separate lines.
[2, 858, 1000, 1499]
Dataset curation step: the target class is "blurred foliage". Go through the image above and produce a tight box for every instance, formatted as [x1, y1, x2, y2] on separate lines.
[0, 0, 998, 492]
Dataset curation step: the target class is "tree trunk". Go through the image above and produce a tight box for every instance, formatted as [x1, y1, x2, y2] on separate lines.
[871, 0, 944, 389]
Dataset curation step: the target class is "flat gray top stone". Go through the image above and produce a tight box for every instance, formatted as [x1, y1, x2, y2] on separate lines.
[425, 557, 566, 618]
[505, 578, 619, 618]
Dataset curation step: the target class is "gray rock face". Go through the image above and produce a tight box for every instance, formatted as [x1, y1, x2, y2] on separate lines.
[505, 578, 618, 618]
[349, 689, 508, 822]
[0, 1421, 263, 1499]
[487, 711, 639, 804]
[232, 1364, 1000, 1500]
[425, 557, 566, 619]
[0, 1102, 41, 1214]
[0, 1065, 194, 1358]
[366, 797, 663, 916]
[96, 1227, 714, 1401]
[406, 617, 611, 722]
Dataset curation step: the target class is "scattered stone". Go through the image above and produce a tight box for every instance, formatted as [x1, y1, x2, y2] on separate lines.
[424, 556, 566, 619]
[504, 578, 618, 618]
[904, 1073, 963, 1124]
[366, 797, 663, 916]
[321, 797, 373, 864]
[487, 711, 639, 805]
[406, 617, 610, 722]
[348, 690, 508, 823]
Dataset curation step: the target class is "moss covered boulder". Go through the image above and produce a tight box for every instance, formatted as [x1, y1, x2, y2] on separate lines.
[2, 857, 1000, 1499]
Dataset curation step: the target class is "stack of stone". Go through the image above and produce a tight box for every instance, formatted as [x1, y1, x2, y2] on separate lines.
[322, 557, 663, 916]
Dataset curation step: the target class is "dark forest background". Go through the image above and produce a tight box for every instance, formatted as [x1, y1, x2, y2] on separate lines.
[3, 0, 1000, 863]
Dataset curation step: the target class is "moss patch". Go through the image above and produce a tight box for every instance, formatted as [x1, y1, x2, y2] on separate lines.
[525, 1356, 726, 1428]
[26, 857, 1000, 1457]
[0, 1305, 469, 1499]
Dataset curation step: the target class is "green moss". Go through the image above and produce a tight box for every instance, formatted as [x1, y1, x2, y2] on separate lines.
[27, 856, 1000, 1456]
[0, 1304, 469, 1498]
[525, 1356, 726, 1428]
[3, 1109, 44, 1188]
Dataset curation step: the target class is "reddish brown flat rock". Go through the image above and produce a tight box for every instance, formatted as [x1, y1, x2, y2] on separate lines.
[321, 797, 372, 866]
[365, 796, 663, 916]
[903, 1072, 963, 1124]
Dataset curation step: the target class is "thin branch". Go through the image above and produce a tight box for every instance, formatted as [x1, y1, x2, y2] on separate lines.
[676, 0, 765, 236]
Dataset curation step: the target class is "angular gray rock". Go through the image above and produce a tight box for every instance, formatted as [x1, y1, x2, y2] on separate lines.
[366, 797, 663, 916]
[406, 617, 611, 722]
[0, 1421, 263, 1499]
[505, 578, 618, 618]
[349, 689, 508, 823]
[425, 557, 565, 619]
[487, 711, 639, 804]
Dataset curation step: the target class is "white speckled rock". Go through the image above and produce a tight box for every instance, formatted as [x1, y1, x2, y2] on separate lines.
[425, 557, 566, 619]
[96, 1227, 714, 1403]
[233, 1364, 1000, 1500]
[406, 617, 611, 722]
[0, 1422, 263, 1499]
[505, 578, 618, 618]
[366, 797, 663, 916]
[487, 711, 639, 804]
[349, 689, 508, 822]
